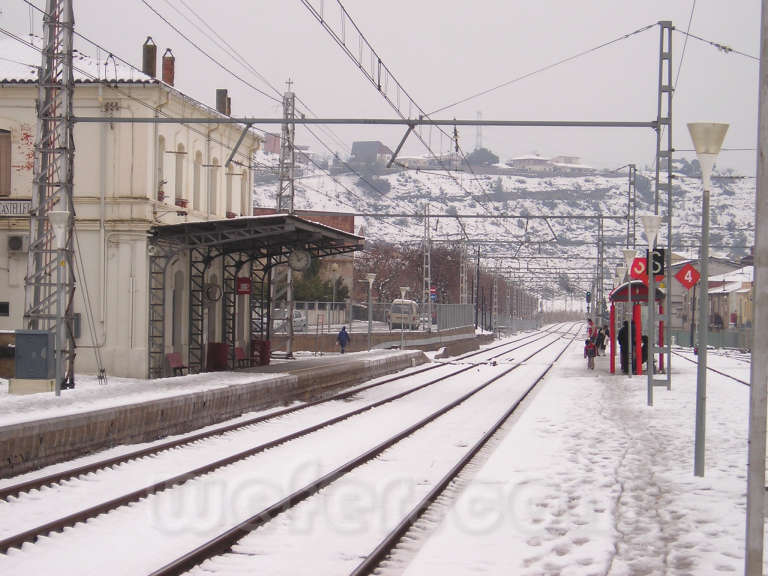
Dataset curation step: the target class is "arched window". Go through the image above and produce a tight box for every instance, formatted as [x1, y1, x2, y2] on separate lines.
[193, 150, 202, 211]
[175, 143, 185, 205]
[157, 135, 166, 201]
[210, 158, 219, 215]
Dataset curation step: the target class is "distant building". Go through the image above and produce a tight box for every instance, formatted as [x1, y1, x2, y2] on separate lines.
[350, 141, 393, 166]
[264, 133, 281, 155]
[505, 155, 553, 174]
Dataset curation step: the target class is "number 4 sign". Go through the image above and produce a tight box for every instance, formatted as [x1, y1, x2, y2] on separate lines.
[675, 263, 700, 290]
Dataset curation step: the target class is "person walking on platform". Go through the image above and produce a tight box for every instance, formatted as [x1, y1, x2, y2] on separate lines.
[584, 338, 597, 370]
[594, 327, 605, 356]
[337, 326, 351, 354]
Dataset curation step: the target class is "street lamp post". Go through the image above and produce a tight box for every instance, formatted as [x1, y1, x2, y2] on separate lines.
[687, 122, 728, 478]
[330, 262, 339, 327]
[622, 248, 637, 379]
[399, 286, 409, 350]
[366, 273, 376, 350]
[641, 213, 662, 406]
[48, 210, 70, 397]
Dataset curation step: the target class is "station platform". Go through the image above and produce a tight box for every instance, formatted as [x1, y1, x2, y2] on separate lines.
[0, 349, 429, 479]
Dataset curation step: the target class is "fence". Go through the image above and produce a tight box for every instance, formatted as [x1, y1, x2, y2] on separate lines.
[273, 301, 475, 335]
[671, 328, 752, 351]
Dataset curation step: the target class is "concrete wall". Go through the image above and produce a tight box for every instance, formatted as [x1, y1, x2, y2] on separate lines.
[0, 350, 427, 479]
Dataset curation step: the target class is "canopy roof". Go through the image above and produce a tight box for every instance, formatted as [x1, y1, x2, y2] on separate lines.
[609, 280, 665, 303]
[150, 213, 363, 259]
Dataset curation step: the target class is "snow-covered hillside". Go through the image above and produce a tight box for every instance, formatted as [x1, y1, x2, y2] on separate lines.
[253, 154, 755, 291]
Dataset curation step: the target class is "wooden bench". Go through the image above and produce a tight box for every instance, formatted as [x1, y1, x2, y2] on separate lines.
[166, 352, 188, 376]
[235, 346, 250, 368]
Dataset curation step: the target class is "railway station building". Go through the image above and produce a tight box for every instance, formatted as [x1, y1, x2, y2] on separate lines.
[0, 37, 362, 379]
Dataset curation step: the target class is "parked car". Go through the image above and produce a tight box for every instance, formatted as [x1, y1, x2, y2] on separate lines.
[272, 309, 308, 332]
[387, 299, 419, 330]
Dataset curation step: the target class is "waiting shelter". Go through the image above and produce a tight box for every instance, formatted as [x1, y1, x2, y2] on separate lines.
[148, 213, 363, 378]
[608, 280, 666, 375]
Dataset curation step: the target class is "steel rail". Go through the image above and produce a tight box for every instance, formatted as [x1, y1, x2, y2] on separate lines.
[671, 349, 749, 386]
[147, 328, 574, 576]
[349, 327, 579, 575]
[0, 327, 562, 502]
[0, 328, 570, 554]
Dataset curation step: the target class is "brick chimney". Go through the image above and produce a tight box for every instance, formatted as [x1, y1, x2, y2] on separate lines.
[162, 48, 175, 86]
[142, 36, 157, 78]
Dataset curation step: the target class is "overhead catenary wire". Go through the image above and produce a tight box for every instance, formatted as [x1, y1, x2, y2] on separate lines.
[428, 23, 657, 116]
[134, 0, 423, 229]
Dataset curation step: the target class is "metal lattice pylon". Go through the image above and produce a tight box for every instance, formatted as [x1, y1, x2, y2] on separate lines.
[25, 0, 76, 386]
[275, 83, 296, 213]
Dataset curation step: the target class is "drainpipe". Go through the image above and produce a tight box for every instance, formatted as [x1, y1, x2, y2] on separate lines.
[206, 125, 219, 217]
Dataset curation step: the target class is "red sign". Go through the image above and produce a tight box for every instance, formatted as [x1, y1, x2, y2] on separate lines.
[429, 286, 437, 295]
[675, 263, 700, 290]
[629, 257, 647, 281]
[630, 256, 664, 286]
[236, 277, 252, 295]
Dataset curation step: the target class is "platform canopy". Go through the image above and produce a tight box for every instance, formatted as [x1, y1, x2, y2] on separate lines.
[149, 213, 363, 258]
[609, 280, 665, 303]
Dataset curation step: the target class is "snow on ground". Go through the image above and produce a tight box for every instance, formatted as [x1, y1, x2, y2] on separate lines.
[0, 330, 760, 573]
[0, 349, 404, 427]
[400, 340, 754, 575]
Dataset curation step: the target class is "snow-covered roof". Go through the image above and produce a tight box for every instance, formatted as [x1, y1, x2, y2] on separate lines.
[507, 155, 551, 162]
[0, 33, 155, 84]
[709, 265, 753, 283]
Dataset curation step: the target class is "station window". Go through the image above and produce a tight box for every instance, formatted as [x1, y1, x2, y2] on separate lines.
[0, 302, 8, 317]
[0, 130, 10, 196]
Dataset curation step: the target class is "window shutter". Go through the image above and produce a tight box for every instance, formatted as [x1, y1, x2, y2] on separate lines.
[0, 131, 11, 196]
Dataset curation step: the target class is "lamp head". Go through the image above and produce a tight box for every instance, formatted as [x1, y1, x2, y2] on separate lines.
[640, 214, 662, 247]
[366, 272, 376, 284]
[687, 122, 729, 189]
[399, 286, 409, 299]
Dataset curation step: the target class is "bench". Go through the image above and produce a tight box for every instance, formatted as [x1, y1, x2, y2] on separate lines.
[166, 352, 188, 376]
[235, 346, 250, 368]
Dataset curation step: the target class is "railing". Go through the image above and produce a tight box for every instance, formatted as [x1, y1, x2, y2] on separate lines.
[271, 301, 475, 335]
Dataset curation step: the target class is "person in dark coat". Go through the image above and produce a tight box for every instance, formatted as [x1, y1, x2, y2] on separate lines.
[618, 321, 629, 374]
[594, 327, 605, 356]
[337, 326, 351, 353]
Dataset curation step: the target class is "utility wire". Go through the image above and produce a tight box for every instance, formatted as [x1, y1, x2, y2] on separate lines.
[429, 23, 657, 116]
[139, 0, 282, 104]
[673, 0, 696, 90]
[674, 28, 759, 61]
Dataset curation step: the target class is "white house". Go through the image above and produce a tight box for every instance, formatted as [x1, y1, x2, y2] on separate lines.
[0, 36, 261, 378]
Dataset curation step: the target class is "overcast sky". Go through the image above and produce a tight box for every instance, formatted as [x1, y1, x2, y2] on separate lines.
[1, 1, 761, 174]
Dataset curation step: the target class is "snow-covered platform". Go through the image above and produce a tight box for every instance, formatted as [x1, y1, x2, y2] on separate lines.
[0, 349, 427, 479]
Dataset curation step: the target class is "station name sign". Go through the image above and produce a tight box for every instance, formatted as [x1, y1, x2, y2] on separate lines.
[0, 199, 31, 217]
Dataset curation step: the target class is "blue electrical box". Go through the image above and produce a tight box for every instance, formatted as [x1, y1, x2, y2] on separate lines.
[15, 330, 55, 379]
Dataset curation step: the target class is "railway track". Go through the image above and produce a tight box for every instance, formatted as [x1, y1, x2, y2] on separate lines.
[671, 349, 749, 386]
[0, 324, 566, 503]
[0, 323, 576, 563]
[146, 323, 579, 575]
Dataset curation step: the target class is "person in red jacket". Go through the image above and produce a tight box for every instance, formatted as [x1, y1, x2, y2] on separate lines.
[584, 338, 597, 370]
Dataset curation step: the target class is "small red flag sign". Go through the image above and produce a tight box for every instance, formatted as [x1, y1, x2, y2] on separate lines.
[675, 263, 700, 290]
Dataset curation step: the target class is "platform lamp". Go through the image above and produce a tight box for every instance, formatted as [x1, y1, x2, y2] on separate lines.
[615, 265, 626, 375]
[687, 122, 728, 477]
[641, 213, 662, 407]
[622, 248, 637, 379]
[48, 210, 70, 398]
[366, 273, 376, 350]
[399, 286, 409, 350]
